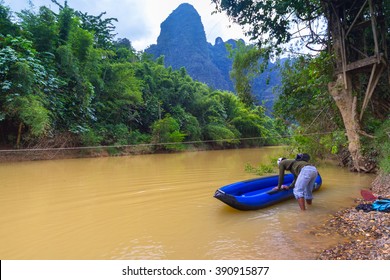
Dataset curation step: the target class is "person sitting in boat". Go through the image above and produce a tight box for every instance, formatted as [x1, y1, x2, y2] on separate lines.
[273, 154, 318, 211]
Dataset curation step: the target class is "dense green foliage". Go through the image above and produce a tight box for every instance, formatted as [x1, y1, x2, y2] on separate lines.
[274, 53, 345, 156]
[0, 2, 285, 152]
[373, 120, 390, 174]
[213, 0, 390, 174]
[211, 0, 325, 58]
[273, 50, 390, 172]
[227, 40, 267, 106]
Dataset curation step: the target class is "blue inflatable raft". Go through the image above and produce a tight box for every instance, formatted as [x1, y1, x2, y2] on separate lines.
[214, 173, 322, 210]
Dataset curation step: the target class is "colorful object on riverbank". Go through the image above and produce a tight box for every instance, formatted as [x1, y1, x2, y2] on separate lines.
[356, 199, 390, 212]
[372, 199, 390, 212]
[360, 189, 388, 201]
[356, 190, 390, 212]
[214, 173, 322, 210]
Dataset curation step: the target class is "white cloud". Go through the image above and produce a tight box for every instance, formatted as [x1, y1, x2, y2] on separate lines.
[4, 0, 248, 51]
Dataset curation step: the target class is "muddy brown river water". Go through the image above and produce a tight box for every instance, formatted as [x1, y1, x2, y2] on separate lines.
[0, 147, 374, 259]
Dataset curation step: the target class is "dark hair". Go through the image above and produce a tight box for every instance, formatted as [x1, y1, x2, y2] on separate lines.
[296, 153, 310, 162]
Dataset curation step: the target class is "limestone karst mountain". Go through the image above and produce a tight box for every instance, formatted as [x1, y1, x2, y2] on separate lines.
[146, 3, 281, 110]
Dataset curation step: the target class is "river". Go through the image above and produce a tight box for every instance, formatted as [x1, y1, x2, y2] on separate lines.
[0, 147, 374, 259]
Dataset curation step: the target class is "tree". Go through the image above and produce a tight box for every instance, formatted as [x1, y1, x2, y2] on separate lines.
[323, 0, 389, 172]
[227, 40, 263, 106]
[212, 0, 390, 172]
[0, 35, 52, 146]
[97, 62, 143, 125]
[0, 2, 285, 152]
[151, 115, 186, 151]
[69, 27, 94, 63]
[114, 38, 137, 62]
[56, 2, 74, 44]
[274, 54, 347, 157]
[170, 106, 201, 141]
[76, 11, 118, 49]
[17, 6, 59, 53]
[0, 3, 20, 36]
[212, 0, 325, 56]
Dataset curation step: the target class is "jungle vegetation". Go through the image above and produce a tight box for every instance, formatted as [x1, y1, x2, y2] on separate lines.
[0, 1, 286, 157]
[212, 0, 390, 174]
[1, 1, 389, 176]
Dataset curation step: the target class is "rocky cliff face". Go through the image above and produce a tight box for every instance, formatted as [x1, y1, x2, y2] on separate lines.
[146, 3, 281, 109]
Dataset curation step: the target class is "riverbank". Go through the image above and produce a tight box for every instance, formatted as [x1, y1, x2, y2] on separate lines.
[0, 144, 209, 162]
[315, 174, 390, 260]
[0, 141, 257, 162]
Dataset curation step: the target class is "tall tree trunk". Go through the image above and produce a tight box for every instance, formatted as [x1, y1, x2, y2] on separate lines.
[326, 1, 374, 172]
[16, 122, 23, 149]
[328, 75, 368, 171]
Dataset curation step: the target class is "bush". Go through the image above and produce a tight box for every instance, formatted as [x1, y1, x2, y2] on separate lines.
[244, 156, 279, 175]
[374, 119, 390, 174]
[379, 144, 390, 174]
[151, 115, 186, 151]
[128, 130, 150, 145]
[81, 128, 102, 146]
[203, 124, 239, 146]
[375, 119, 390, 174]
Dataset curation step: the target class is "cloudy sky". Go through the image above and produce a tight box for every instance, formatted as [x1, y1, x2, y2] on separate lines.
[4, 0, 248, 51]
